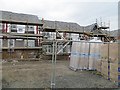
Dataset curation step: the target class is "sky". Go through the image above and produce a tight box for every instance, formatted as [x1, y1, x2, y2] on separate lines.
[0, 0, 119, 31]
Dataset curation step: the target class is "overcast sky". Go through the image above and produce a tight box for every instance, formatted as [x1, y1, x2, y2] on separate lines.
[0, 0, 119, 30]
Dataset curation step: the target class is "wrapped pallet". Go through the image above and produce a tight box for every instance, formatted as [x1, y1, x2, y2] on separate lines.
[83, 42, 89, 69]
[88, 43, 95, 70]
[70, 38, 102, 71]
[69, 41, 81, 70]
[79, 42, 88, 69]
[89, 38, 102, 70]
[78, 42, 83, 69]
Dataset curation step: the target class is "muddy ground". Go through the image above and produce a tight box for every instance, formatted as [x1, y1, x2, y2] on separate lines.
[2, 60, 118, 88]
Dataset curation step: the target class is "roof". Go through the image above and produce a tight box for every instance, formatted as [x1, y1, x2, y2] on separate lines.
[110, 30, 119, 37]
[100, 29, 119, 37]
[0, 10, 43, 25]
[0, 10, 110, 36]
[43, 20, 105, 34]
[84, 23, 98, 33]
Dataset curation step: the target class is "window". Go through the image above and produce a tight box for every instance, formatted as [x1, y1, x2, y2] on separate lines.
[0, 38, 2, 52]
[10, 24, 17, 32]
[8, 39, 15, 48]
[45, 45, 52, 54]
[0, 23, 2, 30]
[48, 45, 51, 53]
[24, 40, 35, 47]
[11, 24, 17, 29]
[26, 26, 35, 31]
[17, 25, 25, 33]
[18, 28, 23, 32]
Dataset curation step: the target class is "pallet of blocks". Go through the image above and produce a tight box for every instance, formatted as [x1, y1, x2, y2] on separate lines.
[101, 59, 108, 78]
[110, 61, 118, 82]
[95, 60, 102, 72]
[96, 59, 118, 82]
[96, 43, 118, 82]
[109, 43, 118, 82]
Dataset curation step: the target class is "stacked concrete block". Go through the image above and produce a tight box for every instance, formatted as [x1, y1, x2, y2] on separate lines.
[96, 43, 118, 82]
[101, 59, 108, 78]
[96, 59, 118, 82]
[100, 43, 118, 62]
[109, 46, 118, 81]
[110, 62, 118, 81]
[100, 44, 108, 59]
[95, 60, 102, 72]
[109, 43, 118, 62]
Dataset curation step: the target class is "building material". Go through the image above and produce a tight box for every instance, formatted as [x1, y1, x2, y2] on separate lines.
[70, 39, 102, 70]
[95, 60, 102, 72]
[70, 41, 81, 70]
[109, 43, 118, 61]
[110, 62, 118, 82]
[101, 60, 108, 77]
[96, 59, 118, 82]
[101, 43, 118, 61]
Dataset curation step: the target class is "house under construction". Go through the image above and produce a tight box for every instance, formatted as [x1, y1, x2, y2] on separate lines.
[0, 10, 116, 61]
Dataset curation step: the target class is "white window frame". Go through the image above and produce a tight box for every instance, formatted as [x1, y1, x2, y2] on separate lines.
[0, 38, 2, 52]
[8, 39, 15, 48]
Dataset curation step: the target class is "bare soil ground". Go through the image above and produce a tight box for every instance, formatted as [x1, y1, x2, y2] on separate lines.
[2, 60, 118, 88]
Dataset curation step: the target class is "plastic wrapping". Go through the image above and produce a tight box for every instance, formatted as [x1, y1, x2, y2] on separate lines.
[70, 41, 81, 70]
[70, 38, 102, 70]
